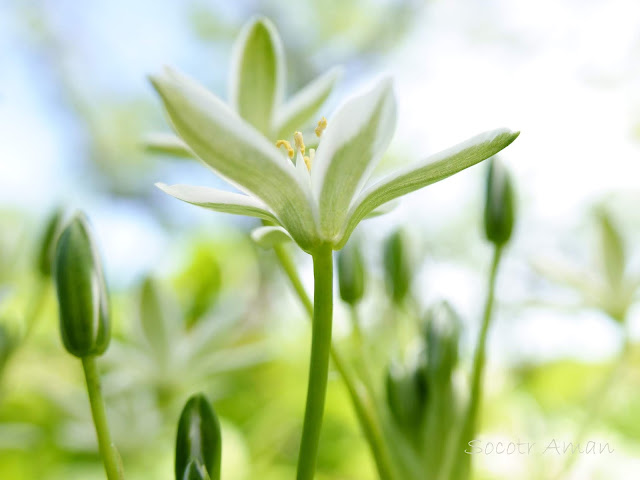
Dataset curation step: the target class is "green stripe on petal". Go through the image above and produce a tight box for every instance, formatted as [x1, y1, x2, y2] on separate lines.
[274, 67, 342, 140]
[156, 183, 280, 224]
[150, 68, 319, 251]
[312, 78, 397, 241]
[144, 132, 194, 158]
[229, 17, 285, 135]
[335, 128, 520, 249]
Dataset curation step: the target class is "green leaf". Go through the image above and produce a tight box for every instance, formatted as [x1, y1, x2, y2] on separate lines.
[250, 226, 293, 249]
[156, 183, 280, 224]
[229, 17, 284, 135]
[336, 128, 520, 249]
[484, 157, 516, 246]
[150, 68, 319, 251]
[144, 132, 194, 158]
[312, 78, 397, 241]
[176, 394, 222, 480]
[274, 67, 342, 139]
[53, 213, 110, 358]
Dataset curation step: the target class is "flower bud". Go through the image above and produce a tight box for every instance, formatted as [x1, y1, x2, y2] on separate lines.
[337, 242, 366, 305]
[182, 459, 211, 480]
[176, 394, 222, 480]
[383, 230, 411, 304]
[385, 359, 427, 430]
[53, 213, 110, 358]
[36, 207, 65, 277]
[423, 301, 461, 383]
[483, 157, 515, 246]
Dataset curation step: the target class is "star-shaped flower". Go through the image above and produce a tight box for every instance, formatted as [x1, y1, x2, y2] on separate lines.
[149, 17, 519, 253]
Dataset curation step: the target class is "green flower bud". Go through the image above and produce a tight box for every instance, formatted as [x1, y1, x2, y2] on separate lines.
[176, 393, 222, 480]
[182, 459, 211, 480]
[484, 157, 515, 246]
[36, 207, 65, 277]
[383, 230, 411, 305]
[53, 213, 110, 358]
[385, 359, 427, 430]
[424, 301, 461, 383]
[337, 242, 366, 305]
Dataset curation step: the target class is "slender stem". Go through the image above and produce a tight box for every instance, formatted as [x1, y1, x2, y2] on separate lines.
[296, 245, 334, 480]
[274, 244, 313, 315]
[274, 244, 398, 480]
[449, 245, 503, 480]
[82, 356, 123, 480]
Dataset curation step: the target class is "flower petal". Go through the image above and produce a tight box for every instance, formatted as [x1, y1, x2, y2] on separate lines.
[150, 68, 319, 250]
[335, 128, 520, 249]
[229, 16, 285, 136]
[143, 132, 194, 158]
[250, 226, 293, 249]
[156, 183, 280, 223]
[274, 67, 342, 139]
[312, 78, 397, 241]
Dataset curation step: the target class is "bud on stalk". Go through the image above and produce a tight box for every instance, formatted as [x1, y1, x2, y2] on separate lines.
[176, 394, 222, 480]
[383, 230, 412, 305]
[337, 242, 366, 306]
[484, 157, 515, 246]
[53, 213, 110, 358]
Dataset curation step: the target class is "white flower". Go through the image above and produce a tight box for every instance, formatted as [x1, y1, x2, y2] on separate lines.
[149, 17, 519, 253]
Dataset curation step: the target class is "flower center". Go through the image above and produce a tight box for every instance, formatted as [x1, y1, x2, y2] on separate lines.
[276, 117, 327, 171]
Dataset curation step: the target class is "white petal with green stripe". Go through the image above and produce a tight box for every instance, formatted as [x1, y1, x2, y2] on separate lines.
[311, 78, 397, 241]
[274, 67, 342, 139]
[229, 16, 284, 136]
[156, 183, 280, 223]
[150, 68, 319, 251]
[335, 128, 520, 248]
[143, 132, 193, 158]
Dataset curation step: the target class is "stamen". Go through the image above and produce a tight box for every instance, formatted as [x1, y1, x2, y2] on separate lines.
[314, 117, 327, 137]
[294, 131, 305, 156]
[276, 139, 294, 159]
[304, 148, 315, 171]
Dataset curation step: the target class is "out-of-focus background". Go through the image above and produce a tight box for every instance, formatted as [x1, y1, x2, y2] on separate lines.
[1, 0, 640, 479]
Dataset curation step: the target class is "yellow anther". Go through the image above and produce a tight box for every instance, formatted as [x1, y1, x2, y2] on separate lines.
[276, 139, 294, 159]
[294, 131, 305, 156]
[304, 148, 315, 171]
[314, 116, 327, 137]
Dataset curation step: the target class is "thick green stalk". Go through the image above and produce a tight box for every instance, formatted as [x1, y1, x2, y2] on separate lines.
[82, 356, 123, 480]
[296, 245, 334, 480]
[273, 244, 398, 480]
[450, 246, 502, 480]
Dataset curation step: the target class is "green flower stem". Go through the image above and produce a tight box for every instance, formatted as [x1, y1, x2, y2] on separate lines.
[81, 356, 123, 480]
[297, 244, 334, 480]
[450, 245, 503, 480]
[273, 244, 398, 480]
